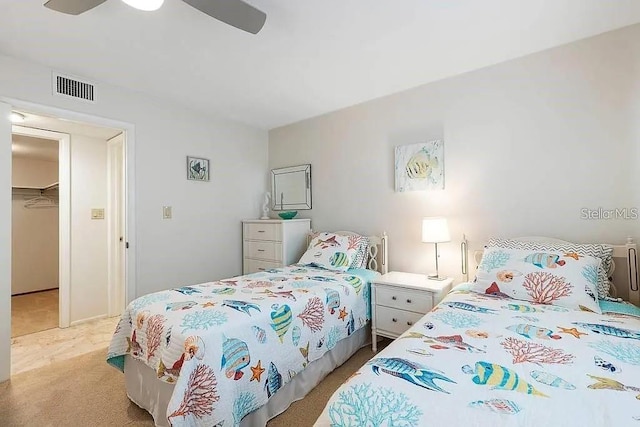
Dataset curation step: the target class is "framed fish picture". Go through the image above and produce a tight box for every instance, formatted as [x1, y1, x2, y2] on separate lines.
[394, 140, 444, 192]
[187, 156, 210, 181]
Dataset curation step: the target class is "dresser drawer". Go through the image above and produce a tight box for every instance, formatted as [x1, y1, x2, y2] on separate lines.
[244, 241, 282, 261]
[376, 285, 432, 314]
[244, 223, 281, 241]
[243, 259, 283, 275]
[375, 306, 424, 336]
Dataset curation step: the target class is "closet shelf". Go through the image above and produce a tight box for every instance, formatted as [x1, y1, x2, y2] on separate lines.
[12, 181, 59, 191]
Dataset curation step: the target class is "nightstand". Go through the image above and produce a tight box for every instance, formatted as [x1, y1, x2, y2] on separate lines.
[371, 272, 453, 351]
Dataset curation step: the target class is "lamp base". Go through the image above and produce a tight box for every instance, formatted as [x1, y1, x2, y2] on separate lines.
[427, 274, 447, 281]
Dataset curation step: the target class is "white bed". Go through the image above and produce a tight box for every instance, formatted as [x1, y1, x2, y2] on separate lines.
[109, 231, 388, 426]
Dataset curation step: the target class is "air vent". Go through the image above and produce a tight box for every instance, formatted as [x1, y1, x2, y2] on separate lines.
[52, 72, 95, 103]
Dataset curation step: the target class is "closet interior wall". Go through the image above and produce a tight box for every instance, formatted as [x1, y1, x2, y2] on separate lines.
[11, 154, 59, 295]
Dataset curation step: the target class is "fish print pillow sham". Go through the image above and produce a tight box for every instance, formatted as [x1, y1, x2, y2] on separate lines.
[315, 289, 640, 427]
[298, 232, 360, 272]
[307, 231, 370, 270]
[472, 247, 602, 313]
[107, 265, 377, 426]
[486, 237, 614, 299]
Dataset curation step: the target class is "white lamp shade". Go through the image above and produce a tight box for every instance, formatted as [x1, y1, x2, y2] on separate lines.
[121, 0, 164, 11]
[422, 217, 451, 243]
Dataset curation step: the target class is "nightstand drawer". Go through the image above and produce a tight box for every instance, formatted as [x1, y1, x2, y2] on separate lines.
[376, 286, 432, 314]
[244, 241, 282, 261]
[244, 223, 281, 241]
[243, 259, 283, 275]
[375, 306, 423, 336]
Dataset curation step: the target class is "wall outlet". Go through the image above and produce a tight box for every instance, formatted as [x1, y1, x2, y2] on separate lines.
[91, 208, 105, 220]
[163, 206, 172, 219]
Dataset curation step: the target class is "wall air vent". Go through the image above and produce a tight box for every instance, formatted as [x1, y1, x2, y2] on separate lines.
[52, 72, 96, 103]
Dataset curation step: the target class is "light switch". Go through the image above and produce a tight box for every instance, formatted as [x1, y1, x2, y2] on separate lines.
[163, 206, 172, 219]
[91, 208, 105, 220]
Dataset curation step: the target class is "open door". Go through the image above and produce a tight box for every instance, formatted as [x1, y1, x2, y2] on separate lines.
[107, 133, 126, 317]
[1, 101, 12, 381]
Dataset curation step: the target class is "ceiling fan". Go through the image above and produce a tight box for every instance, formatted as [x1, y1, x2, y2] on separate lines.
[43, 0, 267, 34]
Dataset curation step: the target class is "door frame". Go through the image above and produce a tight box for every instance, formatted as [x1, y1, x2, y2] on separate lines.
[107, 133, 125, 318]
[11, 125, 71, 327]
[1, 97, 137, 307]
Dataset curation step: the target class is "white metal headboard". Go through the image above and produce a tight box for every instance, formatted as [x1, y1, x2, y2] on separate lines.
[463, 236, 638, 305]
[307, 231, 388, 274]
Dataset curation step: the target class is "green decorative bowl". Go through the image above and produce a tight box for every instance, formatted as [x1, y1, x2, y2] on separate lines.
[278, 211, 298, 220]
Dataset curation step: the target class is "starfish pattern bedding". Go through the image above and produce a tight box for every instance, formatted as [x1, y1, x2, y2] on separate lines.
[107, 265, 377, 426]
[315, 287, 640, 426]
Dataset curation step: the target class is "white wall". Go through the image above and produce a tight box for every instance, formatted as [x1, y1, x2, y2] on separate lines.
[12, 156, 58, 187]
[70, 135, 108, 322]
[11, 156, 59, 295]
[0, 54, 268, 381]
[1, 101, 12, 380]
[269, 24, 640, 281]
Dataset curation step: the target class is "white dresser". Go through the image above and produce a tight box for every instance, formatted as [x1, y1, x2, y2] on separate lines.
[371, 271, 453, 351]
[242, 219, 311, 274]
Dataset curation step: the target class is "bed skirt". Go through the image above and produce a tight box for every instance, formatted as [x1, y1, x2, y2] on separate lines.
[124, 324, 370, 427]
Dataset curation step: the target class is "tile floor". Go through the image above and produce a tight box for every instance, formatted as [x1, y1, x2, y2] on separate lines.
[11, 316, 120, 376]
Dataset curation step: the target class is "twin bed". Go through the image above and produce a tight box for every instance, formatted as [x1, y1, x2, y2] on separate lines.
[107, 231, 388, 426]
[316, 237, 640, 426]
[108, 233, 640, 426]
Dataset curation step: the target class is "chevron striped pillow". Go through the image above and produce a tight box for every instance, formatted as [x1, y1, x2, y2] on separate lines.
[486, 238, 613, 299]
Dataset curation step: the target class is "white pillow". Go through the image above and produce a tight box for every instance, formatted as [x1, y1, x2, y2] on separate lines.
[298, 232, 357, 272]
[472, 246, 602, 313]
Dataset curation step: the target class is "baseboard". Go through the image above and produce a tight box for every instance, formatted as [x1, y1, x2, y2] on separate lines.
[69, 313, 108, 327]
[11, 287, 59, 297]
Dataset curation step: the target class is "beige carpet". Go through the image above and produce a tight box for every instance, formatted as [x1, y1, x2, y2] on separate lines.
[11, 289, 59, 337]
[0, 339, 389, 427]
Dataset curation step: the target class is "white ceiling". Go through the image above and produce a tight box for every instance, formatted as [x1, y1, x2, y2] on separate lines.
[1, 1, 639, 129]
[12, 134, 59, 162]
[12, 112, 122, 140]
[11, 111, 121, 161]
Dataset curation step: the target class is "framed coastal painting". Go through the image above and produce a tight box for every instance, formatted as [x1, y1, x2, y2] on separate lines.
[394, 139, 444, 192]
[187, 156, 210, 181]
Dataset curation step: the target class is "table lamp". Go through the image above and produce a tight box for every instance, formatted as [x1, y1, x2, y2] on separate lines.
[422, 217, 450, 280]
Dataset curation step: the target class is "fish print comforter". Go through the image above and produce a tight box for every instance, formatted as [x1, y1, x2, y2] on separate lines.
[315, 288, 640, 427]
[107, 265, 377, 426]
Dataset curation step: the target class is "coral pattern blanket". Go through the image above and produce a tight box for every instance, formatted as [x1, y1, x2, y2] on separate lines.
[315, 288, 640, 426]
[107, 265, 376, 426]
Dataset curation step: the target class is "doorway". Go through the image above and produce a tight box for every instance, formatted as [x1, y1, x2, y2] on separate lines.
[1, 100, 137, 381]
[7, 110, 128, 375]
[10, 132, 61, 337]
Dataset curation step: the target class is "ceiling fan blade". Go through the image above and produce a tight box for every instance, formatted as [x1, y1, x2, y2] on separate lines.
[181, 0, 266, 34]
[44, 0, 107, 15]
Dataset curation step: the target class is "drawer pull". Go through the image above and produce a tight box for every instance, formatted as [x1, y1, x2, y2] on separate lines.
[257, 249, 265, 252]
[392, 318, 397, 322]
[257, 230, 266, 233]
[406, 299, 412, 304]
[407, 321, 413, 326]
[258, 268, 265, 271]
[391, 296, 397, 300]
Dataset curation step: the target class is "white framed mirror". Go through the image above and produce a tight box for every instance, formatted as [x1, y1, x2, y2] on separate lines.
[271, 164, 311, 210]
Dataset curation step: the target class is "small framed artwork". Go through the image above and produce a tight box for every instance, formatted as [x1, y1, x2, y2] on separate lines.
[395, 139, 444, 192]
[186, 156, 210, 181]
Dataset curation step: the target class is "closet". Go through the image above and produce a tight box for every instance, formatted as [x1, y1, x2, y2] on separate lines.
[11, 135, 59, 337]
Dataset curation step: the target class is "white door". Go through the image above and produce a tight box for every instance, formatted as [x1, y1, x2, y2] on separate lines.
[1, 101, 13, 381]
[107, 133, 126, 316]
